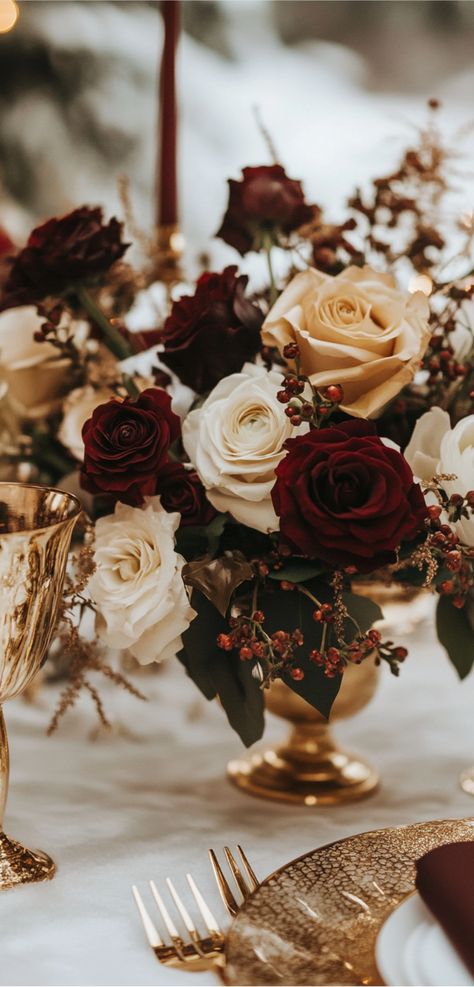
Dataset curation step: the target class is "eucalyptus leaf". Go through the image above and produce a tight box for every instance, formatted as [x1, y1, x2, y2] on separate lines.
[436, 595, 474, 680]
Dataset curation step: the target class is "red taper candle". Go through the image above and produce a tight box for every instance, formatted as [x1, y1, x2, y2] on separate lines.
[157, 0, 180, 228]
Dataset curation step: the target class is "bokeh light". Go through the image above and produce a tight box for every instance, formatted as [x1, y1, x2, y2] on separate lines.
[0, 0, 18, 34]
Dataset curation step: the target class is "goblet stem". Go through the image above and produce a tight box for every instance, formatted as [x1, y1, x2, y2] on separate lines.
[0, 707, 9, 830]
[0, 704, 56, 890]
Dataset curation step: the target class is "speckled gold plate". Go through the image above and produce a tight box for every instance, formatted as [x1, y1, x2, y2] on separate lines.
[224, 818, 474, 986]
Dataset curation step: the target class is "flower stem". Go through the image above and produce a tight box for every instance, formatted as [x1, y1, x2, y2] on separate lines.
[262, 233, 278, 306]
[76, 286, 132, 361]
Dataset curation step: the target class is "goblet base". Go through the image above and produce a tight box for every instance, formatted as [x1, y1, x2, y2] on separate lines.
[227, 743, 379, 806]
[0, 831, 56, 890]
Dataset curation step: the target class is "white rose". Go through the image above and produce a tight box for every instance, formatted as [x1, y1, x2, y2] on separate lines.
[89, 497, 196, 664]
[262, 265, 431, 419]
[405, 408, 474, 546]
[0, 306, 89, 418]
[58, 385, 113, 461]
[404, 407, 451, 482]
[438, 416, 474, 546]
[182, 363, 308, 533]
[451, 299, 474, 363]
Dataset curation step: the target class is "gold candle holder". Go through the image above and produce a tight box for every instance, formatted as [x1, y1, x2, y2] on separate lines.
[0, 483, 80, 890]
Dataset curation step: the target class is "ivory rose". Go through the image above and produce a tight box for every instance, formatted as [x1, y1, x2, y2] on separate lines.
[0, 306, 70, 417]
[262, 265, 431, 418]
[405, 408, 474, 546]
[182, 363, 308, 533]
[59, 385, 113, 461]
[89, 497, 196, 663]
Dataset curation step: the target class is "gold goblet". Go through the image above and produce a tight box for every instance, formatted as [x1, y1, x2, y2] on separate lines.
[0, 482, 81, 890]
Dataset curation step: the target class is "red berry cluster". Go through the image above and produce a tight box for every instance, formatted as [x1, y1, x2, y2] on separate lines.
[426, 339, 468, 388]
[33, 302, 65, 345]
[426, 494, 474, 607]
[308, 628, 393, 677]
[217, 610, 306, 683]
[278, 343, 344, 428]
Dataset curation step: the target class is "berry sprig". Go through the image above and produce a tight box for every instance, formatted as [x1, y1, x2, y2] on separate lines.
[34, 301, 85, 373]
[217, 610, 306, 684]
[423, 490, 474, 607]
[309, 627, 408, 678]
[277, 342, 344, 428]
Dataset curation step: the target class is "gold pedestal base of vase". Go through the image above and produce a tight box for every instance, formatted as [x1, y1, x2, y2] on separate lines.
[228, 728, 378, 806]
[228, 660, 380, 806]
[0, 832, 56, 890]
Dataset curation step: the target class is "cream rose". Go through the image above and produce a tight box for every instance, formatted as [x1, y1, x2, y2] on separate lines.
[405, 408, 474, 546]
[89, 497, 196, 663]
[59, 385, 113, 461]
[262, 265, 430, 418]
[182, 363, 308, 533]
[0, 306, 89, 418]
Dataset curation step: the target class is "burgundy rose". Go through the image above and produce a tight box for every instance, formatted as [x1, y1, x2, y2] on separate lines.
[272, 420, 427, 573]
[216, 165, 314, 255]
[81, 388, 180, 505]
[160, 266, 263, 393]
[0, 207, 128, 310]
[156, 462, 217, 526]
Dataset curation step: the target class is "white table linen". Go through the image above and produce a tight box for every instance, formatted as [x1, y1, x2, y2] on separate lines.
[0, 597, 472, 986]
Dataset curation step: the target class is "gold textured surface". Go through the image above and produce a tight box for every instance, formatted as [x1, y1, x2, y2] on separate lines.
[228, 661, 380, 805]
[0, 483, 80, 890]
[224, 817, 474, 986]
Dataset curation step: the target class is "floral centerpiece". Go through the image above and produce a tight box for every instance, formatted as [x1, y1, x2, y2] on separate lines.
[0, 104, 473, 769]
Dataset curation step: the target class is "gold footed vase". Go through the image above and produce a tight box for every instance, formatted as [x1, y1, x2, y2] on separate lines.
[228, 659, 379, 806]
[0, 482, 80, 890]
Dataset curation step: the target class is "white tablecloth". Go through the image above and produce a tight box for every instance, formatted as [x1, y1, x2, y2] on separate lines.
[0, 597, 473, 987]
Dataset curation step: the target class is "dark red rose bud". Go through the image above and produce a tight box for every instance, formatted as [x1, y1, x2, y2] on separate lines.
[272, 420, 427, 573]
[81, 388, 180, 505]
[216, 164, 314, 255]
[160, 266, 262, 394]
[155, 462, 216, 527]
[466, 491, 474, 507]
[0, 206, 128, 310]
[427, 504, 442, 520]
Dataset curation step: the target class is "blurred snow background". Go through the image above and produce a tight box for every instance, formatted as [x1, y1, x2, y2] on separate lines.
[0, 0, 474, 269]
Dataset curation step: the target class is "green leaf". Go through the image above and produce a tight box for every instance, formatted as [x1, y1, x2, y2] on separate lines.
[342, 592, 383, 634]
[436, 595, 474, 680]
[178, 591, 265, 747]
[257, 585, 342, 719]
[205, 512, 230, 556]
[182, 551, 254, 617]
[269, 561, 327, 583]
[175, 513, 230, 562]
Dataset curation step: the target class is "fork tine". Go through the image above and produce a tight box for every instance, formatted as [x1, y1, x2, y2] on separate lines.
[166, 878, 198, 936]
[132, 885, 164, 949]
[224, 845, 252, 899]
[149, 879, 182, 943]
[186, 873, 221, 936]
[237, 844, 259, 892]
[208, 848, 239, 917]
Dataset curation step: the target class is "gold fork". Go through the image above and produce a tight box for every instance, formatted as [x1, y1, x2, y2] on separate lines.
[208, 845, 260, 917]
[132, 873, 225, 971]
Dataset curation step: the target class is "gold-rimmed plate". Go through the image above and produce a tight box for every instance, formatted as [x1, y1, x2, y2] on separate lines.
[223, 818, 474, 986]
